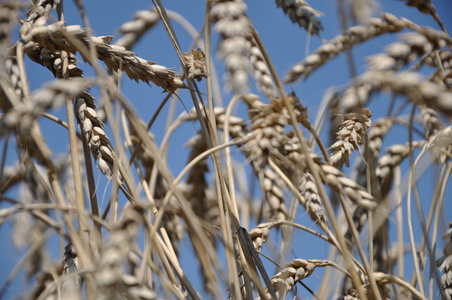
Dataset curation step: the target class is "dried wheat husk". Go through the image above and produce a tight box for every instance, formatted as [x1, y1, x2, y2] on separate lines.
[183, 48, 208, 81]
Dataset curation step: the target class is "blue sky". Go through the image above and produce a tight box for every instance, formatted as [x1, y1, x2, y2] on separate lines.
[1, 0, 452, 298]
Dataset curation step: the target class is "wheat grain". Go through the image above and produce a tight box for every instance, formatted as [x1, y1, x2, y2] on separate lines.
[11, 162, 50, 280]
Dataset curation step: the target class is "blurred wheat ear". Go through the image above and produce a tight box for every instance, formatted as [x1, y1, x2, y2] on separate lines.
[0, 0, 451, 299]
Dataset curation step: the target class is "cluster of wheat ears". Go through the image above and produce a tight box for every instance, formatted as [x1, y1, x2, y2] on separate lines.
[0, 0, 451, 299]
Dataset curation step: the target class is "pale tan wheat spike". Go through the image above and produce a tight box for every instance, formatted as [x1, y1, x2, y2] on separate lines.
[183, 48, 208, 81]
[330, 107, 372, 168]
[185, 134, 220, 235]
[94, 207, 161, 300]
[249, 222, 272, 253]
[20, 22, 185, 91]
[0, 2, 23, 64]
[185, 135, 221, 296]
[419, 104, 444, 139]
[256, 259, 331, 299]
[314, 154, 377, 210]
[5, 58, 25, 101]
[214, 108, 248, 140]
[128, 119, 183, 257]
[241, 94, 291, 221]
[247, 38, 277, 99]
[115, 9, 160, 50]
[275, 0, 323, 35]
[0, 78, 90, 136]
[437, 222, 452, 300]
[425, 50, 452, 89]
[366, 117, 395, 159]
[341, 71, 452, 116]
[247, 37, 278, 98]
[377, 140, 425, 195]
[299, 172, 328, 225]
[21, 40, 117, 179]
[12, 163, 50, 280]
[284, 136, 377, 210]
[25, 0, 54, 27]
[402, 0, 448, 38]
[211, 0, 252, 93]
[346, 117, 395, 252]
[284, 13, 451, 83]
[367, 32, 448, 71]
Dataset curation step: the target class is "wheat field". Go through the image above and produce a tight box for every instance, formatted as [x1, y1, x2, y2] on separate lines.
[0, 0, 451, 299]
